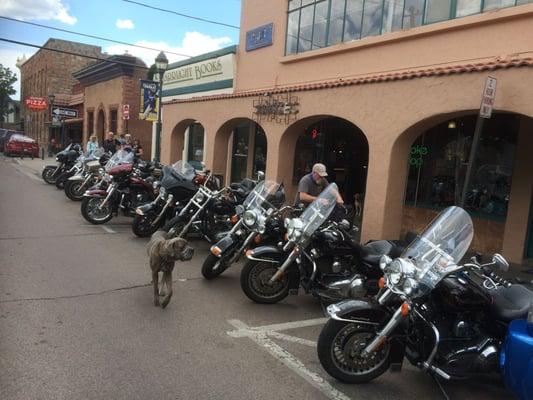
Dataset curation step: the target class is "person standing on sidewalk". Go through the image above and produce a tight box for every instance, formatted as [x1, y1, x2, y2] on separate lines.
[86, 135, 98, 155]
[102, 132, 118, 154]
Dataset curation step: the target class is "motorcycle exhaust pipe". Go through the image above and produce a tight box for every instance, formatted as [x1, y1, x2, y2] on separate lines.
[270, 248, 298, 283]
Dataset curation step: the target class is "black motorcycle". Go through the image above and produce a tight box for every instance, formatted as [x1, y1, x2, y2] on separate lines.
[240, 183, 403, 304]
[201, 180, 287, 280]
[41, 143, 82, 185]
[316, 206, 533, 393]
[132, 161, 217, 237]
[64, 149, 110, 200]
[162, 174, 260, 243]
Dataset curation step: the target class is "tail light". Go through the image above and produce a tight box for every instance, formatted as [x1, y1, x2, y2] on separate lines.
[230, 215, 239, 224]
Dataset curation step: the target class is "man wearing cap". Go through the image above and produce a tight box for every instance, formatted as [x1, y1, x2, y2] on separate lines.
[295, 163, 343, 206]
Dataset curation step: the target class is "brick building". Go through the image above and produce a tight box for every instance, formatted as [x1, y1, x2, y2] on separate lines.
[17, 38, 102, 147]
[73, 53, 152, 155]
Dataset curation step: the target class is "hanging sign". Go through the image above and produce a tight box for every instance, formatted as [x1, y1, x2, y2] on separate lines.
[24, 96, 47, 111]
[479, 76, 497, 119]
[139, 80, 159, 121]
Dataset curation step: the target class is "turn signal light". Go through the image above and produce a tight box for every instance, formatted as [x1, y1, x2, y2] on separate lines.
[284, 233, 289, 241]
[245, 249, 254, 257]
[401, 302, 410, 317]
[231, 215, 239, 224]
[254, 235, 262, 245]
[378, 277, 385, 289]
[211, 246, 222, 257]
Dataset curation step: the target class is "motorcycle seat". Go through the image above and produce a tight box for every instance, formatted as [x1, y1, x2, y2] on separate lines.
[491, 284, 533, 322]
[360, 240, 403, 266]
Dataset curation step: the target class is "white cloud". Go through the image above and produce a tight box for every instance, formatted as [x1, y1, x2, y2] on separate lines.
[0, 48, 37, 100]
[104, 31, 233, 66]
[0, 0, 77, 25]
[116, 19, 134, 29]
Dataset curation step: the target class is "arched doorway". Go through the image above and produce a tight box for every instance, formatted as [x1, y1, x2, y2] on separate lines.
[279, 116, 369, 220]
[96, 109, 105, 142]
[213, 118, 267, 184]
[401, 112, 524, 255]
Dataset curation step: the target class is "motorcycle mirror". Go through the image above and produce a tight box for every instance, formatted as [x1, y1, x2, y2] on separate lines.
[492, 253, 509, 272]
[340, 219, 350, 230]
[235, 204, 245, 216]
[257, 171, 265, 181]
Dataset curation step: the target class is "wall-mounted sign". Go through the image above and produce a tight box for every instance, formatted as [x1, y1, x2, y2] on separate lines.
[122, 104, 130, 120]
[139, 80, 159, 122]
[253, 93, 299, 124]
[480, 76, 497, 119]
[159, 53, 234, 92]
[24, 96, 47, 111]
[246, 23, 273, 52]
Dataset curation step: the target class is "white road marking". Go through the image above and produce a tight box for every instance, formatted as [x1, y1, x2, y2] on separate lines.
[266, 331, 317, 347]
[100, 226, 116, 234]
[227, 319, 351, 400]
[250, 317, 327, 333]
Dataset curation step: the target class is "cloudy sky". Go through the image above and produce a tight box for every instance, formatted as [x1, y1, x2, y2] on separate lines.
[0, 0, 241, 99]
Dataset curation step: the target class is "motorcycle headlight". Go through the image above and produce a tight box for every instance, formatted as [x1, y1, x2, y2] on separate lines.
[55, 157, 59, 162]
[388, 259, 403, 286]
[104, 174, 112, 183]
[243, 210, 257, 227]
[402, 278, 418, 296]
[288, 218, 304, 241]
[194, 192, 205, 203]
[159, 186, 166, 197]
[379, 255, 392, 271]
[153, 181, 161, 190]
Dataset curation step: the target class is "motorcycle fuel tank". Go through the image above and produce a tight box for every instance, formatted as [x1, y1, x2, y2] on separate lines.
[435, 275, 492, 312]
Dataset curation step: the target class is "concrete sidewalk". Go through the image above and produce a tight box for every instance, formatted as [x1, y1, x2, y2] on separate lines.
[8, 154, 56, 175]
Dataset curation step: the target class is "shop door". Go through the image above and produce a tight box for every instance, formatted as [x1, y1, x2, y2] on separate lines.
[230, 125, 249, 183]
[526, 194, 533, 259]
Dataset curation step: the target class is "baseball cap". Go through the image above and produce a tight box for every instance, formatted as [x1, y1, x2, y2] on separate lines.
[312, 163, 328, 177]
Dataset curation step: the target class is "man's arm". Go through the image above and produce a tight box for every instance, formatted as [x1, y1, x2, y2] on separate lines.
[299, 191, 317, 203]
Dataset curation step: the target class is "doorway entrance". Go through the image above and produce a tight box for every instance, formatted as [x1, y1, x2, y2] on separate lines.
[230, 122, 267, 183]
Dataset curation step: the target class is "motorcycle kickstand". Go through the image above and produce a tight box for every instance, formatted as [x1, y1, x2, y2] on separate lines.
[431, 373, 450, 400]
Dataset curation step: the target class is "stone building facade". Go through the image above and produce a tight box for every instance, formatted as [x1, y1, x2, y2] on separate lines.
[17, 38, 102, 147]
[73, 54, 153, 155]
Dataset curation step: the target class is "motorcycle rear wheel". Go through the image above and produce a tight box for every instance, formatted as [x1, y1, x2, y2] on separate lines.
[64, 180, 86, 201]
[240, 260, 289, 304]
[132, 214, 162, 238]
[201, 253, 230, 280]
[42, 166, 57, 184]
[81, 197, 113, 225]
[317, 320, 391, 384]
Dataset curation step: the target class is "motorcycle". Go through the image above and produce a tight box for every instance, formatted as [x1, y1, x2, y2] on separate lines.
[316, 206, 533, 399]
[201, 180, 287, 280]
[163, 174, 261, 243]
[41, 143, 82, 185]
[132, 161, 213, 237]
[80, 150, 156, 225]
[240, 183, 403, 304]
[64, 149, 110, 201]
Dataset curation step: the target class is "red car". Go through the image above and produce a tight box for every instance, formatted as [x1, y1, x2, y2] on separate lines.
[4, 134, 39, 158]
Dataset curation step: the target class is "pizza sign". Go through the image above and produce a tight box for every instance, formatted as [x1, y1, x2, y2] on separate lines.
[24, 97, 48, 111]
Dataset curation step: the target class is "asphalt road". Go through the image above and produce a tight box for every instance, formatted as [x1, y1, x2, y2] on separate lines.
[0, 155, 513, 400]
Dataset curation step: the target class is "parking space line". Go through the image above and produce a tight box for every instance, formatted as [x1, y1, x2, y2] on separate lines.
[227, 319, 351, 400]
[266, 331, 316, 347]
[100, 226, 117, 234]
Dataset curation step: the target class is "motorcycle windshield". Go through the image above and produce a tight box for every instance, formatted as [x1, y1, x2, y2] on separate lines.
[105, 150, 134, 171]
[243, 180, 280, 212]
[170, 161, 196, 180]
[299, 183, 339, 238]
[401, 206, 473, 289]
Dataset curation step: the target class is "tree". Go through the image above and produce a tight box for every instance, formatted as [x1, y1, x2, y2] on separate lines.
[0, 64, 17, 128]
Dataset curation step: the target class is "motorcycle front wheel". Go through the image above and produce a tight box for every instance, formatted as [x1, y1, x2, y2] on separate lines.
[201, 253, 230, 280]
[64, 180, 86, 201]
[240, 260, 289, 304]
[317, 320, 391, 384]
[42, 166, 57, 184]
[132, 214, 163, 238]
[81, 197, 113, 225]
[55, 172, 70, 189]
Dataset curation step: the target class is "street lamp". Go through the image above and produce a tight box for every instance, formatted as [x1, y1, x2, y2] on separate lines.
[48, 93, 56, 157]
[154, 51, 168, 162]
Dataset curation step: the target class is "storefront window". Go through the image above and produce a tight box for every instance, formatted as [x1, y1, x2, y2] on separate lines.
[404, 114, 518, 220]
[230, 124, 267, 183]
[187, 123, 204, 170]
[286, 0, 528, 55]
[110, 109, 117, 134]
[231, 125, 250, 183]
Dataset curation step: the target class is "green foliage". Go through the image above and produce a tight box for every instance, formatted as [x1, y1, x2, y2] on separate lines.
[0, 64, 17, 122]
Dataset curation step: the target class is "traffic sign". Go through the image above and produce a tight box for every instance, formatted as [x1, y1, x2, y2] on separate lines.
[52, 107, 78, 119]
[480, 76, 497, 119]
[122, 104, 130, 120]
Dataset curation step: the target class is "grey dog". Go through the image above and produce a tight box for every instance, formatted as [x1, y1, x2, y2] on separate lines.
[147, 230, 194, 308]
